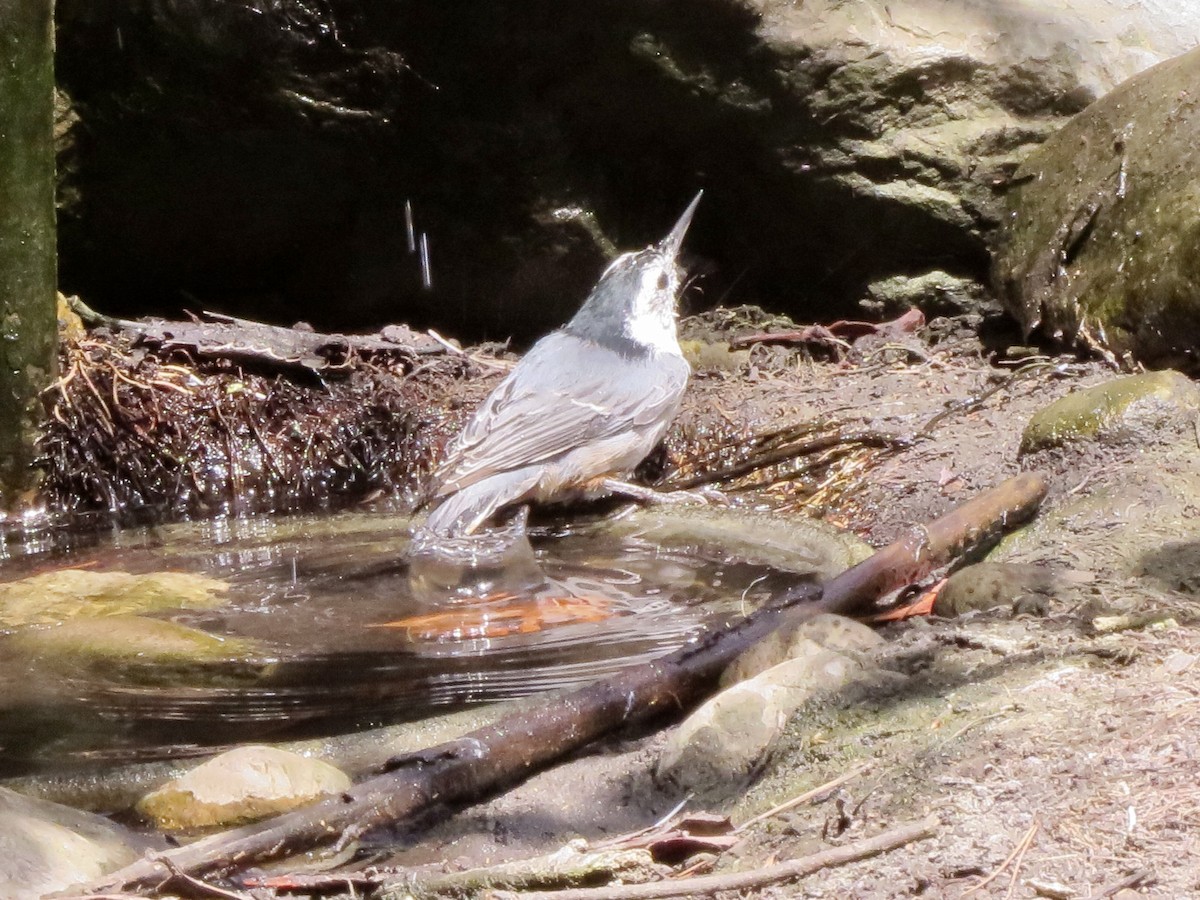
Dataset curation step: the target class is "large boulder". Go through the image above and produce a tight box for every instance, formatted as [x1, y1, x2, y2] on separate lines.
[56, 2, 1200, 339]
[993, 46, 1200, 366]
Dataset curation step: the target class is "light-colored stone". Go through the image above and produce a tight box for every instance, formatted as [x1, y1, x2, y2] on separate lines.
[658, 644, 868, 794]
[137, 745, 352, 831]
[0, 785, 155, 899]
[724, 613, 884, 686]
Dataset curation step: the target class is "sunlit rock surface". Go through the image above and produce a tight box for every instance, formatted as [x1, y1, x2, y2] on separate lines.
[656, 640, 880, 796]
[1019, 370, 1200, 453]
[723, 612, 883, 685]
[589, 505, 872, 581]
[10, 615, 274, 686]
[0, 785, 156, 899]
[0, 568, 228, 629]
[136, 745, 352, 830]
[994, 46, 1200, 365]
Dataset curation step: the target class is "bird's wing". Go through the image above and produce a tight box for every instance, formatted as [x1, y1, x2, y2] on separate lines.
[433, 331, 689, 496]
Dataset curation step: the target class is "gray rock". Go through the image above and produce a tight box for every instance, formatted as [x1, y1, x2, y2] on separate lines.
[735, 0, 1200, 312]
[723, 613, 883, 686]
[0, 785, 156, 899]
[658, 637, 886, 796]
[994, 46, 1200, 365]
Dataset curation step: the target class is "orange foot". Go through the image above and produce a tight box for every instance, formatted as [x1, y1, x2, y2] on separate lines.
[866, 579, 945, 623]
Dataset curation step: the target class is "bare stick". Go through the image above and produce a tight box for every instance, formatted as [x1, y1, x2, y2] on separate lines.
[962, 820, 1038, 897]
[734, 762, 873, 833]
[85, 474, 1045, 893]
[1093, 868, 1155, 898]
[486, 815, 939, 900]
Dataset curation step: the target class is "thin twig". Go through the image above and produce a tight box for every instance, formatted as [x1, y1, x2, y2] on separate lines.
[489, 815, 939, 900]
[589, 795, 692, 851]
[1004, 820, 1037, 900]
[1091, 867, 1155, 898]
[962, 820, 1038, 897]
[735, 763, 872, 833]
[936, 706, 1017, 750]
[162, 856, 255, 900]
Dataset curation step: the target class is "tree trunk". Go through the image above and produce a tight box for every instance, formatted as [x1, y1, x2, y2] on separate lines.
[0, 0, 57, 507]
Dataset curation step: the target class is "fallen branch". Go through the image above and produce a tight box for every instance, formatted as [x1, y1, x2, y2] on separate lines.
[483, 815, 939, 900]
[66, 297, 447, 374]
[249, 844, 660, 898]
[83, 473, 1046, 893]
[814, 471, 1047, 619]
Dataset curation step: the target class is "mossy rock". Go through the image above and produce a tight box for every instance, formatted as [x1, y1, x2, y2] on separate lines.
[0, 569, 230, 629]
[994, 46, 1200, 365]
[1020, 370, 1200, 453]
[136, 745, 351, 831]
[9, 615, 274, 686]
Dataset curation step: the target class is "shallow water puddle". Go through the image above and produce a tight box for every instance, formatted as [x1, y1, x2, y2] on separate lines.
[0, 512, 811, 775]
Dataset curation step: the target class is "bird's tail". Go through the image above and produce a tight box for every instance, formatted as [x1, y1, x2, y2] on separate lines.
[420, 470, 541, 538]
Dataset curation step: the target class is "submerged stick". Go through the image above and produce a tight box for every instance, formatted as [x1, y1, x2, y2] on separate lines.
[83, 473, 1047, 893]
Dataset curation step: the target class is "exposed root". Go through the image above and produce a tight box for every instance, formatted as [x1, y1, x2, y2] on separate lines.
[36, 332, 478, 525]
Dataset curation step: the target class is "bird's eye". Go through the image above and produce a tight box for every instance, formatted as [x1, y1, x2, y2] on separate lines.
[656, 273, 670, 291]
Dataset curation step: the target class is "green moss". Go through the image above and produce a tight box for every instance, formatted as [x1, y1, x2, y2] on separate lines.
[1019, 370, 1200, 453]
[10, 615, 274, 686]
[0, 0, 59, 503]
[994, 47, 1200, 363]
[0, 568, 230, 629]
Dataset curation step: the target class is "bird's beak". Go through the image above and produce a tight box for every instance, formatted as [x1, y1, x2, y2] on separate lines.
[658, 190, 703, 259]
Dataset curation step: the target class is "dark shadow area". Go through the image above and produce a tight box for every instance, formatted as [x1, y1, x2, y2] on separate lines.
[56, 0, 992, 343]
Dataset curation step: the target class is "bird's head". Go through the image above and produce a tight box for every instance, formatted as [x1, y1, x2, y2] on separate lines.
[565, 191, 702, 355]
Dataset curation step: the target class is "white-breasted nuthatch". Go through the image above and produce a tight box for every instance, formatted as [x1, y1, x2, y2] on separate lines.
[421, 192, 702, 537]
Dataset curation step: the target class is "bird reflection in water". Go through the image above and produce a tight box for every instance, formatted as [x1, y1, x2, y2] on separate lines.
[382, 510, 614, 641]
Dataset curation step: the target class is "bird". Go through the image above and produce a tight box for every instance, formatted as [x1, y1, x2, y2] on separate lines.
[419, 192, 702, 538]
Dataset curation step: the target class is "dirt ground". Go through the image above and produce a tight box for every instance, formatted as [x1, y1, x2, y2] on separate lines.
[321, 312, 1200, 899]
